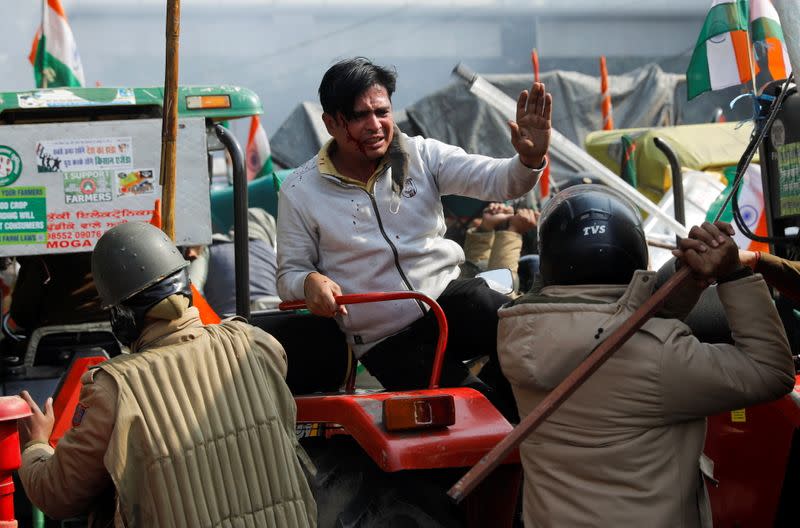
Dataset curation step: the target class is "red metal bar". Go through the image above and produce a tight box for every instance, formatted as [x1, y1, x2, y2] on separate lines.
[279, 292, 449, 389]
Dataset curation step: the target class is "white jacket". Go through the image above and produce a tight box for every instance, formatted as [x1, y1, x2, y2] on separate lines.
[277, 131, 542, 355]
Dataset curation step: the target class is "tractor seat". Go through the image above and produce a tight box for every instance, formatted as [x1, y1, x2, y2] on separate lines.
[250, 310, 350, 395]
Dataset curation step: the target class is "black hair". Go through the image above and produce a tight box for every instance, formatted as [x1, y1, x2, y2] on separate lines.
[318, 57, 397, 120]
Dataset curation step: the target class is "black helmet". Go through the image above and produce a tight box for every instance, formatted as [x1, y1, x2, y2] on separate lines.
[538, 184, 647, 286]
[92, 222, 189, 308]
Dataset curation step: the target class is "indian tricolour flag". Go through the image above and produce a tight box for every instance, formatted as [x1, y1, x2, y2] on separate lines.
[687, 0, 751, 100]
[706, 164, 770, 253]
[246, 115, 273, 181]
[28, 0, 85, 88]
[750, 0, 792, 82]
[688, 0, 793, 100]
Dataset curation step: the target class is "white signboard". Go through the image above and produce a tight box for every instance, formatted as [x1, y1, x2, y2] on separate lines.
[0, 118, 211, 256]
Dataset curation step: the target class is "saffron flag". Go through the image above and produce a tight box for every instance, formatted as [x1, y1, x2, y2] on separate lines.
[28, 0, 85, 88]
[246, 115, 273, 181]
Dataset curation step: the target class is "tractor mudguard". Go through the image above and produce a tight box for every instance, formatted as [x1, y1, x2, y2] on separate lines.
[705, 376, 800, 527]
[296, 387, 519, 472]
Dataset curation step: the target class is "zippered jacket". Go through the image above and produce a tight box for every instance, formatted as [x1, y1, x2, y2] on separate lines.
[277, 130, 542, 355]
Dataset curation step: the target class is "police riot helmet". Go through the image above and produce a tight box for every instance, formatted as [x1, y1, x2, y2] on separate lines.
[92, 221, 189, 308]
[538, 184, 648, 286]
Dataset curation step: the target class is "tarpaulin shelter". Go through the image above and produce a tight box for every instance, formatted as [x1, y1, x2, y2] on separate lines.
[584, 122, 755, 203]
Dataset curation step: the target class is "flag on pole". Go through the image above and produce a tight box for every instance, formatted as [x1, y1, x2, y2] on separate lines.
[619, 135, 638, 187]
[687, 0, 751, 100]
[28, 0, 85, 88]
[687, 0, 793, 100]
[706, 164, 770, 252]
[599, 56, 614, 131]
[246, 115, 273, 181]
[750, 0, 792, 83]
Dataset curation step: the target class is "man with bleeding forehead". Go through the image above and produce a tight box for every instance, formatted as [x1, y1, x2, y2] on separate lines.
[277, 57, 552, 418]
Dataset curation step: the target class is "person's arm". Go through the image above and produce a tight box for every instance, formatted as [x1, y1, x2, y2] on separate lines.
[463, 229, 494, 269]
[655, 222, 747, 320]
[660, 273, 794, 421]
[486, 208, 537, 273]
[276, 186, 320, 303]
[742, 250, 800, 303]
[424, 83, 552, 200]
[18, 372, 117, 520]
[276, 187, 346, 317]
[661, 226, 794, 421]
[464, 203, 514, 266]
[249, 324, 289, 379]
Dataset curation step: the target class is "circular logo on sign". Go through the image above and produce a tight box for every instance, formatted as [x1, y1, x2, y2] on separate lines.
[0, 145, 22, 187]
[80, 178, 97, 194]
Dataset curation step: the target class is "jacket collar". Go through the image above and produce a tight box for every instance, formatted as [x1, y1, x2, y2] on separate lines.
[130, 307, 204, 353]
[516, 270, 657, 311]
[316, 126, 408, 192]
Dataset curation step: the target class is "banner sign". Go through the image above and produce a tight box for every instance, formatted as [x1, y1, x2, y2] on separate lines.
[0, 118, 211, 256]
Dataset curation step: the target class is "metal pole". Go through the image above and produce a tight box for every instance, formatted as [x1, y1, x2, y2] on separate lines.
[215, 124, 250, 321]
[41, 0, 47, 89]
[653, 137, 686, 227]
[159, 0, 181, 240]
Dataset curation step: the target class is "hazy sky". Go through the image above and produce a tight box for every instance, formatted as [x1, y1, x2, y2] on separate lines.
[3, 1, 708, 134]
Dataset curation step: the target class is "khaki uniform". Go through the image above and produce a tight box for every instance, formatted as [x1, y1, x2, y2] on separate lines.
[20, 304, 316, 527]
[497, 270, 794, 528]
[463, 228, 523, 274]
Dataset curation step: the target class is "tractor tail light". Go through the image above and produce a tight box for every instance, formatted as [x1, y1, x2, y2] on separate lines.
[186, 95, 231, 110]
[383, 394, 455, 432]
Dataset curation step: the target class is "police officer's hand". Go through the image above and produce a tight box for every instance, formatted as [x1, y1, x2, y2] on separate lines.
[18, 390, 54, 447]
[304, 272, 348, 318]
[509, 81, 552, 169]
[672, 222, 741, 285]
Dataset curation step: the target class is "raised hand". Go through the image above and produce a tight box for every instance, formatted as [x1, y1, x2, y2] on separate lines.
[509, 82, 552, 169]
[672, 221, 742, 286]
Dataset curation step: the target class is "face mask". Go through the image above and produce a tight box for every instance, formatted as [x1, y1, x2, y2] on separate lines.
[109, 305, 143, 347]
[109, 269, 193, 347]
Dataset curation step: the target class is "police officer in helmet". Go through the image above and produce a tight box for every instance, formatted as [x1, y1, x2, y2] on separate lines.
[18, 222, 316, 527]
[497, 184, 793, 528]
